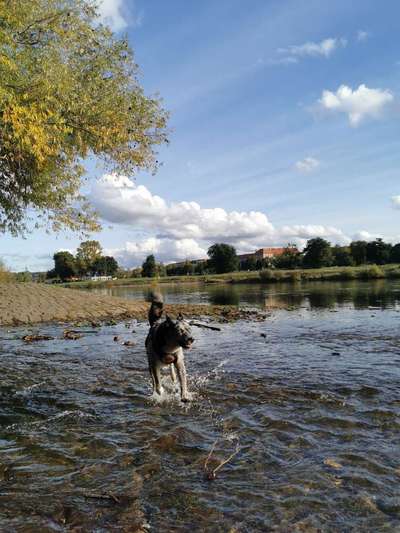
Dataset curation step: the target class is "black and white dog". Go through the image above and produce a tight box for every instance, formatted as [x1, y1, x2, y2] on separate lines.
[145, 294, 194, 402]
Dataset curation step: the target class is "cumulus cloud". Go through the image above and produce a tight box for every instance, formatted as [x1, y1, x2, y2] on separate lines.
[278, 37, 347, 61]
[89, 174, 358, 265]
[351, 230, 381, 242]
[295, 157, 320, 173]
[318, 84, 394, 126]
[391, 196, 400, 209]
[107, 238, 207, 266]
[91, 174, 276, 242]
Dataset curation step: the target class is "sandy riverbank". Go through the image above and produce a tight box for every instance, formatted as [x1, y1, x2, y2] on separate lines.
[0, 283, 258, 326]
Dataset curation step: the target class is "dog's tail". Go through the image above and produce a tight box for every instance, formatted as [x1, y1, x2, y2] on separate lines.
[148, 291, 164, 326]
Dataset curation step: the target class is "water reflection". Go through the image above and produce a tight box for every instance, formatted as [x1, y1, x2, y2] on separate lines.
[90, 279, 400, 311]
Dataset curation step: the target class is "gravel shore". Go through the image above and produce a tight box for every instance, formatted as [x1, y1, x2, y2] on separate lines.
[0, 283, 256, 326]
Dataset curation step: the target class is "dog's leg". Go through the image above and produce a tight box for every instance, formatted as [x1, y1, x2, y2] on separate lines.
[152, 362, 163, 396]
[148, 360, 163, 396]
[174, 352, 189, 402]
[170, 364, 177, 384]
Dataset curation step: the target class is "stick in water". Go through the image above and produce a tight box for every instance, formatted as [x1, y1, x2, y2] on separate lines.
[190, 322, 221, 331]
[204, 438, 240, 480]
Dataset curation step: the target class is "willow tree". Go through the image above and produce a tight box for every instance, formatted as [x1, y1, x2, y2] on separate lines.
[0, 0, 168, 235]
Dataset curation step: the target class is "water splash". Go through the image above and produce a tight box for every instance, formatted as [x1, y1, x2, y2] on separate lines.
[15, 381, 46, 398]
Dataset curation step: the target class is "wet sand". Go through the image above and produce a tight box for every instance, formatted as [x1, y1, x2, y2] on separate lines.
[0, 283, 256, 326]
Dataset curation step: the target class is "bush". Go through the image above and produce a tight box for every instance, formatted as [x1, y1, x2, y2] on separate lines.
[339, 269, 357, 280]
[385, 267, 400, 279]
[0, 260, 14, 282]
[259, 269, 275, 282]
[289, 271, 302, 282]
[359, 265, 385, 280]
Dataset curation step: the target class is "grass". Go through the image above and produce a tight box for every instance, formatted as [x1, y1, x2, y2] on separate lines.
[0, 261, 14, 283]
[61, 263, 400, 290]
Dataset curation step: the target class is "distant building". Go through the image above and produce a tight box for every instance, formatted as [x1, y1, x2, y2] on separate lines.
[237, 247, 298, 267]
[167, 247, 298, 272]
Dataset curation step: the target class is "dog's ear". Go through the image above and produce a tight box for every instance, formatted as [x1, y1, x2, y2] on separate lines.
[177, 312, 184, 321]
[165, 314, 172, 324]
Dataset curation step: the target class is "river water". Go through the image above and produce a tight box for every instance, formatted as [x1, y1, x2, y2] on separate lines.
[0, 280, 399, 531]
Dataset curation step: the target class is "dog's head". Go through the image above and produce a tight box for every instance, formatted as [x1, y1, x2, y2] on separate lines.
[165, 313, 194, 349]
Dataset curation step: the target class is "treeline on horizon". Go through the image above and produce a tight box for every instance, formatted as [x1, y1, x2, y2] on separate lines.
[2, 237, 400, 283]
[1, 240, 121, 283]
[141, 237, 400, 277]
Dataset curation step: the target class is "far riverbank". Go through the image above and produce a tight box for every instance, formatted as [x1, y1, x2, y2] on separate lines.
[62, 263, 400, 290]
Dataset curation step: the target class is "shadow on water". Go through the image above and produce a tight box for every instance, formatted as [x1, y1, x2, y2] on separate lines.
[1, 280, 400, 530]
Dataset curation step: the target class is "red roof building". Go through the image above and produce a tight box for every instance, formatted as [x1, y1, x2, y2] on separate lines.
[238, 246, 298, 265]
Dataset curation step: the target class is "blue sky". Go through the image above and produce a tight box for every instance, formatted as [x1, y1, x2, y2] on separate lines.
[3, 0, 400, 271]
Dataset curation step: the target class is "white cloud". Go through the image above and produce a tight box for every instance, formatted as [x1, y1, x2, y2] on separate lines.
[97, 0, 129, 31]
[295, 157, 320, 173]
[278, 37, 347, 60]
[352, 230, 381, 242]
[2, 253, 53, 272]
[357, 30, 370, 42]
[318, 84, 394, 126]
[107, 238, 207, 266]
[266, 56, 299, 66]
[91, 174, 276, 242]
[391, 196, 400, 209]
[89, 174, 356, 265]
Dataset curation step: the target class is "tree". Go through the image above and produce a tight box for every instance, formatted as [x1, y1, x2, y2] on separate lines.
[240, 256, 258, 271]
[157, 262, 166, 277]
[350, 241, 367, 265]
[16, 270, 33, 282]
[142, 254, 157, 278]
[390, 243, 400, 263]
[131, 267, 142, 278]
[76, 240, 103, 273]
[52, 251, 76, 280]
[366, 239, 392, 265]
[302, 238, 333, 268]
[332, 246, 354, 267]
[274, 246, 302, 269]
[207, 243, 238, 274]
[0, 0, 168, 236]
[92, 255, 118, 276]
[194, 261, 206, 275]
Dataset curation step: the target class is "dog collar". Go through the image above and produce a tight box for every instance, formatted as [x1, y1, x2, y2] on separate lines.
[161, 352, 177, 364]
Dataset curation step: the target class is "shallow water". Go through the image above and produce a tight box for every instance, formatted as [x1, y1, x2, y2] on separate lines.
[90, 278, 400, 310]
[1, 283, 400, 531]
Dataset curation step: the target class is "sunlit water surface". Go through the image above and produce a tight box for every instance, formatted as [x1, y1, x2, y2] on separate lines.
[0, 281, 400, 531]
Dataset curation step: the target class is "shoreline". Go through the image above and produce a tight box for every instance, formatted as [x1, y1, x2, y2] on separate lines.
[0, 283, 264, 327]
[61, 263, 400, 290]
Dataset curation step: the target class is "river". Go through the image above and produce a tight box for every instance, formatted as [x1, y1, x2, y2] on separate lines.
[0, 280, 399, 531]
